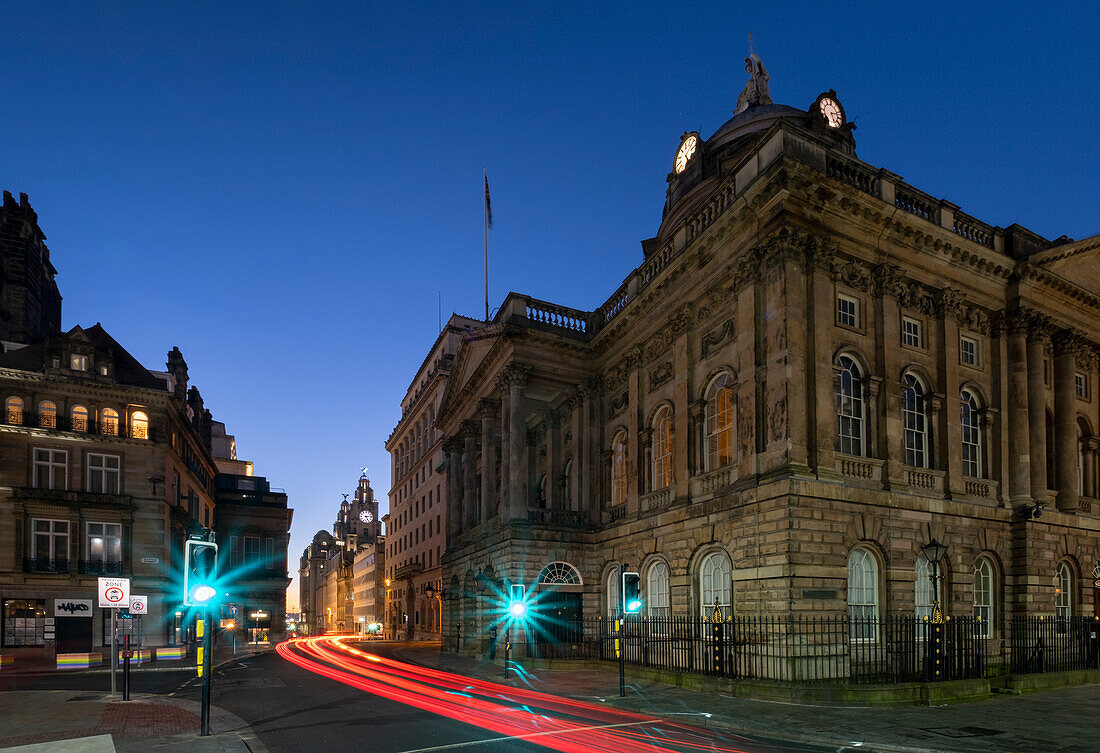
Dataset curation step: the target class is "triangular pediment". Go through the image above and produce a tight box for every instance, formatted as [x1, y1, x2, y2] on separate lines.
[437, 329, 503, 426]
[1031, 234, 1100, 295]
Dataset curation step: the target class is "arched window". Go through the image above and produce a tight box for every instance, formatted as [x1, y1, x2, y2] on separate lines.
[5, 396, 24, 425]
[610, 432, 627, 506]
[915, 552, 935, 623]
[71, 405, 88, 432]
[705, 374, 735, 471]
[973, 557, 994, 638]
[847, 548, 879, 639]
[538, 561, 582, 585]
[647, 561, 670, 618]
[836, 356, 865, 456]
[652, 406, 673, 490]
[903, 374, 929, 468]
[101, 408, 119, 436]
[561, 459, 574, 510]
[606, 568, 620, 616]
[130, 411, 149, 440]
[1077, 420, 1088, 496]
[961, 391, 983, 478]
[535, 473, 548, 508]
[699, 551, 732, 618]
[1055, 562, 1074, 619]
[39, 400, 57, 429]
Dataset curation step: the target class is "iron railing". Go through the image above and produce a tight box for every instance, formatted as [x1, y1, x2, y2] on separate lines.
[23, 558, 70, 574]
[78, 560, 125, 576]
[3, 410, 151, 439]
[1009, 615, 1100, 674]
[523, 614, 987, 683]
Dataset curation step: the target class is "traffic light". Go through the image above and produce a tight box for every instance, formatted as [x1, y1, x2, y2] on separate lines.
[508, 583, 526, 618]
[184, 538, 219, 607]
[622, 571, 642, 614]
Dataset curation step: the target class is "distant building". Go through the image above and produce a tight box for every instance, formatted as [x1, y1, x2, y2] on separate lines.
[384, 315, 481, 640]
[0, 190, 61, 347]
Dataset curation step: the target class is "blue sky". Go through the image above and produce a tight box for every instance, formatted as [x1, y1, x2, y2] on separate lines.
[3, 2, 1097, 608]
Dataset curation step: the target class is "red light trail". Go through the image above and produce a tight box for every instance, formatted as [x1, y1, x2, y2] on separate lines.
[277, 636, 772, 753]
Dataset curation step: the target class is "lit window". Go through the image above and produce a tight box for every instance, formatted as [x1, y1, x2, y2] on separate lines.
[87, 454, 120, 494]
[70, 354, 87, 371]
[848, 548, 879, 639]
[835, 356, 865, 456]
[960, 336, 978, 366]
[610, 434, 626, 506]
[705, 373, 735, 471]
[651, 406, 673, 490]
[71, 405, 88, 432]
[837, 293, 859, 328]
[86, 522, 122, 567]
[1075, 372, 1088, 399]
[130, 411, 149, 439]
[33, 448, 67, 490]
[903, 374, 929, 468]
[699, 552, 732, 618]
[6, 396, 24, 425]
[973, 558, 994, 638]
[38, 401, 57, 429]
[961, 391, 983, 478]
[101, 408, 119, 436]
[902, 317, 923, 348]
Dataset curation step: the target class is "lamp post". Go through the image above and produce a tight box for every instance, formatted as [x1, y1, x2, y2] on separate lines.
[920, 538, 948, 623]
[920, 538, 948, 682]
[473, 572, 487, 660]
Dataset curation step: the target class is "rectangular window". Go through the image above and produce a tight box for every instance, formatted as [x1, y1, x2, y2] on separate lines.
[243, 536, 260, 562]
[902, 317, 923, 348]
[70, 354, 87, 371]
[2, 599, 47, 647]
[33, 448, 67, 490]
[86, 522, 122, 568]
[32, 519, 69, 565]
[265, 538, 275, 570]
[229, 535, 240, 567]
[960, 336, 978, 366]
[1075, 372, 1088, 399]
[86, 454, 120, 494]
[837, 293, 859, 328]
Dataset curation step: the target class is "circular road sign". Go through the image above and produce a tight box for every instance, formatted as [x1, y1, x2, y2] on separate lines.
[104, 587, 125, 603]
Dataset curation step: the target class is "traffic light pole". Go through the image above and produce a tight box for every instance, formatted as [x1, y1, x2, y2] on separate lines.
[200, 606, 213, 735]
[619, 564, 625, 697]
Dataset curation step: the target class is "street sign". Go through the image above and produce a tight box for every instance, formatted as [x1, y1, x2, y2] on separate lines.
[98, 577, 130, 608]
[129, 595, 148, 615]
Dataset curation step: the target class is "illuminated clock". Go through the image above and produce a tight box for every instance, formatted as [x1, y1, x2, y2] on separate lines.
[674, 134, 698, 174]
[818, 97, 844, 128]
[359, 510, 374, 523]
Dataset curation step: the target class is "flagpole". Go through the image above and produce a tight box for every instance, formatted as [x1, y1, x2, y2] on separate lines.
[483, 168, 489, 322]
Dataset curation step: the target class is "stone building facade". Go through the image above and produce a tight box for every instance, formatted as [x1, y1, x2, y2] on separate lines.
[384, 315, 481, 640]
[435, 74, 1100, 653]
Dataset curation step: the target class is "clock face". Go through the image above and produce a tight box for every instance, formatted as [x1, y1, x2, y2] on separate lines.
[359, 510, 374, 523]
[819, 98, 843, 128]
[674, 135, 698, 174]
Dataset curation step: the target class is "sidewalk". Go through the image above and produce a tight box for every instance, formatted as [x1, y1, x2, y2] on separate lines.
[395, 645, 1100, 753]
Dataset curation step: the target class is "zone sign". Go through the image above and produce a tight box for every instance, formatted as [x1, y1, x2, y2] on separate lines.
[98, 577, 131, 608]
[129, 595, 148, 615]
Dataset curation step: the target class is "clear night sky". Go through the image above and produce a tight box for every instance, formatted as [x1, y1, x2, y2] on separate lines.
[4, 2, 1097, 609]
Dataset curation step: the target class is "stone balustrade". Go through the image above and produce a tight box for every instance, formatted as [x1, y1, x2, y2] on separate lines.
[903, 467, 946, 494]
[523, 297, 589, 335]
[691, 465, 735, 499]
[835, 454, 885, 484]
[640, 486, 673, 512]
[962, 478, 998, 500]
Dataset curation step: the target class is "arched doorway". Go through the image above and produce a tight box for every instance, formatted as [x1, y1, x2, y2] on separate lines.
[532, 561, 583, 653]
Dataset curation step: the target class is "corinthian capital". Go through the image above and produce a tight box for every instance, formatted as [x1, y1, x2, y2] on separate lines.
[1053, 328, 1089, 358]
[498, 363, 532, 389]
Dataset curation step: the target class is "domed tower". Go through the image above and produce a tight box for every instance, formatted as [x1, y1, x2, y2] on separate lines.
[348, 472, 380, 544]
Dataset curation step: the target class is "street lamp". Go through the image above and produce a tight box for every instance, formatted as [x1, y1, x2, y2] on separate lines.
[921, 538, 948, 623]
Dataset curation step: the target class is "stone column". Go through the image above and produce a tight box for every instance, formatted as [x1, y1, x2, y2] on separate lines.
[1083, 439, 1096, 498]
[580, 377, 601, 514]
[804, 241, 835, 478]
[445, 437, 464, 541]
[1006, 318, 1033, 503]
[1054, 330, 1083, 512]
[462, 421, 479, 528]
[873, 264, 904, 486]
[546, 412, 562, 510]
[689, 399, 706, 476]
[935, 289, 963, 496]
[478, 399, 498, 523]
[506, 365, 531, 520]
[499, 387, 510, 507]
[1026, 318, 1050, 499]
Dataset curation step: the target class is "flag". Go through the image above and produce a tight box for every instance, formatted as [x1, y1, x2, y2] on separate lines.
[484, 172, 492, 229]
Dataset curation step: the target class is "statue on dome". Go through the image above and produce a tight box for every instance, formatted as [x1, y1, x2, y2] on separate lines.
[735, 52, 771, 114]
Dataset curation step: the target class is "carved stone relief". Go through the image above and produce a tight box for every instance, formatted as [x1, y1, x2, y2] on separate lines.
[649, 361, 674, 390]
[701, 319, 735, 358]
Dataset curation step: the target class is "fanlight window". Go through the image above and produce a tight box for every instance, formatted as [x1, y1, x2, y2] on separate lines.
[101, 408, 119, 436]
[131, 411, 149, 440]
[5, 396, 24, 424]
[538, 561, 582, 585]
[39, 401, 57, 429]
[705, 374, 735, 471]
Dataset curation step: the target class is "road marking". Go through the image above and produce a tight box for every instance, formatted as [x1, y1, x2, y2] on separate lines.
[394, 720, 654, 752]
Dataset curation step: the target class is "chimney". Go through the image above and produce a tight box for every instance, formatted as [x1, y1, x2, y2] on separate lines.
[166, 347, 189, 400]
